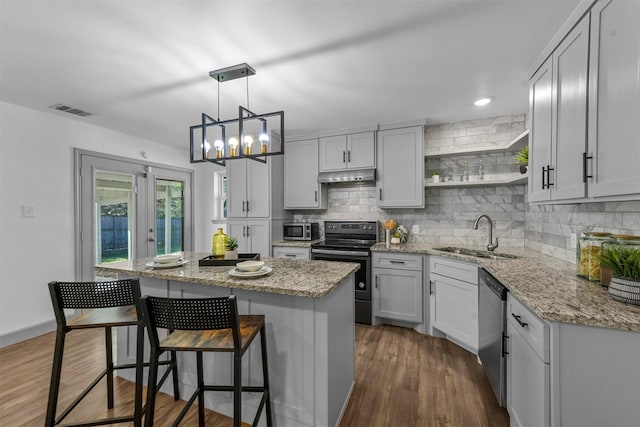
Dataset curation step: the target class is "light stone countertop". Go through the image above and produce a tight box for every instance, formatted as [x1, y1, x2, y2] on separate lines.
[95, 252, 359, 299]
[271, 240, 321, 248]
[372, 243, 640, 332]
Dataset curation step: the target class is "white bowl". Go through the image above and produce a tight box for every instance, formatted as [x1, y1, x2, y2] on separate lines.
[154, 254, 182, 264]
[235, 260, 265, 272]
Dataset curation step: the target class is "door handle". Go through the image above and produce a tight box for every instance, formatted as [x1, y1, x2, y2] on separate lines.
[582, 152, 593, 183]
[511, 313, 528, 328]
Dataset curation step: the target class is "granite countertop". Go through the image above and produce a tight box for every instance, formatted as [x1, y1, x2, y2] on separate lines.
[95, 252, 359, 299]
[372, 243, 640, 332]
[271, 240, 321, 248]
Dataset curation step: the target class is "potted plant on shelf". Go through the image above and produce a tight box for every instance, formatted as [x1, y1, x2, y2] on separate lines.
[224, 236, 239, 260]
[599, 245, 640, 305]
[515, 146, 528, 174]
[431, 171, 440, 183]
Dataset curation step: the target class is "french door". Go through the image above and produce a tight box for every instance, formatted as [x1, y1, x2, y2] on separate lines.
[76, 150, 192, 280]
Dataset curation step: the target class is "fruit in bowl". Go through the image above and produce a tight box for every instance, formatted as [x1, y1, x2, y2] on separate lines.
[236, 260, 265, 272]
[154, 254, 182, 264]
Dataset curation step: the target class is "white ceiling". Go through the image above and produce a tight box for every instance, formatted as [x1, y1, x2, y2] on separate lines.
[0, 0, 580, 148]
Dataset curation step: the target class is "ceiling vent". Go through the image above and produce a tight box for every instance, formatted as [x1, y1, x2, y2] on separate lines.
[48, 104, 93, 117]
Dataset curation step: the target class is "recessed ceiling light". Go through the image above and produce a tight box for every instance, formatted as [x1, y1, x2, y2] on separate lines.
[474, 97, 493, 107]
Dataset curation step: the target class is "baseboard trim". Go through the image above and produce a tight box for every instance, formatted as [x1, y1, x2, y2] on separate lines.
[0, 319, 56, 348]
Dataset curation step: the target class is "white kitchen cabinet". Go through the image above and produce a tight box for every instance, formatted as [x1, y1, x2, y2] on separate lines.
[272, 246, 310, 260]
[284, 139, 327, 209]
[227, 219, 270, 258]
[373, 253, 423, 323]
[429, 256, 478, 353]
[529, 17, 589, 202]
[318, 131, 375, 172]
[376, 125, 425, 208]
[506, 293, 550, 427]
[587, 0, 640, 198]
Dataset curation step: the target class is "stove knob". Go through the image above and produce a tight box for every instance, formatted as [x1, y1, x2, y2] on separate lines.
[358, 282, 366, 289]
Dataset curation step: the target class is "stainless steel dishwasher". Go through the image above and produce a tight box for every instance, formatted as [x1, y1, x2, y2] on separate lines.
[478, 268, 508, 407]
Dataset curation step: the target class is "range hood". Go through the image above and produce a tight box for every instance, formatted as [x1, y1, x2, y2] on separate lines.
[317, 169, 376, 183]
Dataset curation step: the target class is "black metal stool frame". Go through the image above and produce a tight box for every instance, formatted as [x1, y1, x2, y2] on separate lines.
[46, 279, 180, 427]
[140, 295, 273, 427]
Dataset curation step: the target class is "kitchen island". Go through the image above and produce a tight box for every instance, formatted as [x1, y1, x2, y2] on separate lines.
[96, 252, 359, 427]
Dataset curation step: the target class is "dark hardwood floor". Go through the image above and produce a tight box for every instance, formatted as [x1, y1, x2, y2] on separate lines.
[0, 324, 508, 426]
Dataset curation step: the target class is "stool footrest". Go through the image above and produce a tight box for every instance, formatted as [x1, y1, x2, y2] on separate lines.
[55, 368, 109, 424]
[202, 385, 266, 393]
[57, 414, 135, 427]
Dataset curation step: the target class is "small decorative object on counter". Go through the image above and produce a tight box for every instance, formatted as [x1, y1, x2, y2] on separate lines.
[212, 228, 228, 259]
[382, 219, 397, 249]
[576, 231, 613, 282]
[462, 160, 469, 181]
[431, 171, 440, 183]
[224, 236, 239, 260]
[396, 225, 409, 243]
[446, 162, 454, 182]
[599, 236, 640, 305]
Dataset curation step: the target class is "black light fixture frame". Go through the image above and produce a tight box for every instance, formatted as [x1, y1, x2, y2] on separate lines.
[189, 63, 285, 166]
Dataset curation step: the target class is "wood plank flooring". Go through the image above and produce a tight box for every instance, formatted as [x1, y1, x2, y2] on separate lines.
[0, 324, 508, 426]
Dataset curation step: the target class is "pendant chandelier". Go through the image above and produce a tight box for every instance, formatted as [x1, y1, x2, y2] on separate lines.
[189, 63, 284, 166]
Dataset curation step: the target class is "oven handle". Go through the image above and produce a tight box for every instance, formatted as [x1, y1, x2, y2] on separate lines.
[311, 249, 370, 257]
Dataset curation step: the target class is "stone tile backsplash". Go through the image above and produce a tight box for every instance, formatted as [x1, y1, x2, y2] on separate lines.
[290, 114, 640, 264]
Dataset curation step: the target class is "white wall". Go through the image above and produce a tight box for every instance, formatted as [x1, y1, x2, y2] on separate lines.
[0, 101, 218, 344]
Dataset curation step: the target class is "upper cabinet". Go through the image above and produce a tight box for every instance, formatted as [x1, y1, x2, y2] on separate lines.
[587, 0, 640, 197]
[284, 139, 327, 210]
[529, 0, 640, 203]
[318, 131, 376, 172]
[376, 125, 425, 208]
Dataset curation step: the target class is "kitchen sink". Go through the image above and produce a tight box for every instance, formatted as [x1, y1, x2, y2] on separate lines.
[434, 247, 520, 260]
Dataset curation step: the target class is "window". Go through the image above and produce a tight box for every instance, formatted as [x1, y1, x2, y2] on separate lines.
[213, 171, 227, 220]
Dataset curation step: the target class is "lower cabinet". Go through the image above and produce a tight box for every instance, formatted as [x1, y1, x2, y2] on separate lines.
[372, 253, 423, 323]
[227, 219, 270, 258]
[506, 293, 550, 427]
[272, 246, 310, 260]
[429, 256, 478, 352]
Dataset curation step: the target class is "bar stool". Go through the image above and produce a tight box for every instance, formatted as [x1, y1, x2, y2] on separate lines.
[140, 295, 273, 427]
[46, 279, 180, 427]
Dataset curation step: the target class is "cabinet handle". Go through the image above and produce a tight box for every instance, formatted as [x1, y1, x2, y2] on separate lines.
[547, 166, 554, 187]
[379, 188, 382, 200]
[315, 190, 318, 202]
[375, 274, 378, 288]
[242, 226, 246, 237]
[582, 152, 593, 183]
[246, 200, 250, 212]
[246, 226, 250, 237]
[347, 150, 351, 162]
[285, 254, 296, 258]
[389, 260, 405, 264]
[511, 313, 528, 328]
[541, 166, 546, 189]
[343, 151, 346, 163]
[242, 201, 246, 212]
[429, 279, 433, 295]
[502, 334, 510, 356]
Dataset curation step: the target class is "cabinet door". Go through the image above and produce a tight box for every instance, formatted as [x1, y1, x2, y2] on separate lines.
[318, 135, 347, 172]
[346, 131, 375, 169]
[247, 220, 270, 258]
[507, 322, 550, 427]
[226, 160, 248, 218]
[529, 56, 553, 202]
[374, 267, 423, 323]
[246, 159, 270, 218]
[284, 139, 325, 209]
[430, 273, 478, 351]
[587, 0, 640, 197]
[227, 220, 249, 253]
[376, 126, 424, 208]
[551, 17, 589, 200]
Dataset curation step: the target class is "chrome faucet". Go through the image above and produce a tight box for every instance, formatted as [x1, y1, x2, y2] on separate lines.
[473, 214, 499, 252]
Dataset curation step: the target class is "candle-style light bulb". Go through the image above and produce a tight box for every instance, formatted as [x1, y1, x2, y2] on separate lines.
[259, 133, 269, 154]
[243, 135, 254, 155]
[202, 139, 212, 158]
[214, 139, 224, 159]
[228, 137, 239, 157]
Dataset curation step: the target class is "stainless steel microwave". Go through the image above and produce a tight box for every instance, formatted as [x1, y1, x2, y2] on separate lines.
[283, 222, 320, 241]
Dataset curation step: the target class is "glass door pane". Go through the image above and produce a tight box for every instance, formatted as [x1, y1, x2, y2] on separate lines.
[155, 178, 184, 255]
[95, 172, 135, 264]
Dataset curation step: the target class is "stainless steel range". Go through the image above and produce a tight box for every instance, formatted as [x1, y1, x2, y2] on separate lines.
[310, 221, 378, 325]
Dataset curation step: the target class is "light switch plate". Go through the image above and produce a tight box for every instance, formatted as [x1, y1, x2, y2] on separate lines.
[570, 233, 577, 249]
[22, 205, 36, 218]
[412, 224, 419, 234]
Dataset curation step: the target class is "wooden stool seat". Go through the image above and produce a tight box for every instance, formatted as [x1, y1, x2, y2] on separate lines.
[159, 315, 264, 352]
[141, 296, 273, 427]
[66, 305, 138, 329]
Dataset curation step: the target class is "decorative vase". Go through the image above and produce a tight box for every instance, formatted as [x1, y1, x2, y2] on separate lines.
[519, 164, 528, 174]
[432, 175, 440, 183]
[608, 276, 640, 305]
[224, 250, 238, 260]
[385, 229, 391, 249]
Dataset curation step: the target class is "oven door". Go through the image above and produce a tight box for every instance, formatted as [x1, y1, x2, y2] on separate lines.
[310, 249, 371, 325]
